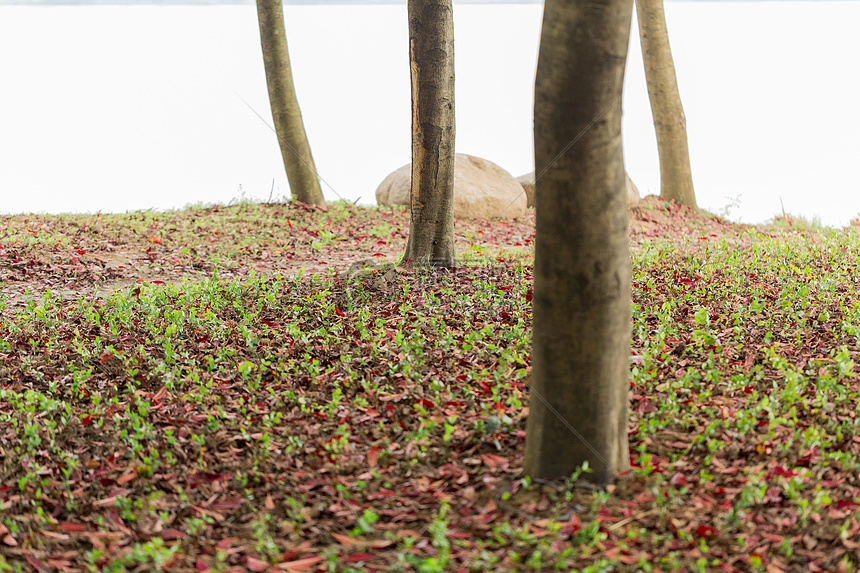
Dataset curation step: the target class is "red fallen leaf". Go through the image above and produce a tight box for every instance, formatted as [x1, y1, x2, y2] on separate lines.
[279, 541, 313, 561]
[669, 472, 687, 487]
[376, 240, 387, 245]
[695, 525, 716, 538]
[636, 399, 657, 415]
[160, 529, 188, 540]
[276, 555, 326, 570]
[60, 522, 87, 533]
[416, 398, 435, 408]
[99, 351, 113, 364]
[215, 537, 239, 550]
[679, 278, 694, 285]
[81, 415, 93, 426]
[334, 308, 345, 317]
[287, 220, 292, 230]
[372, 253, 386, 257]
[76, 249, 85, 255]
[26, 555, 51, 572]
[116, 472, 137, 485]
[150, 280, 165, 285]
[447, 531, 472, 540]
[525, 289, 533, 302]
[246, 556, 269, 571]
[481, 453, 508, 470]
[367, 447, 379, 467]
[196, 558, 208, 571]
[341, 553, 376, 563]
[836, 499, 858, 510]
[149, 236, 163, 244]
[772, 465, 796, 478]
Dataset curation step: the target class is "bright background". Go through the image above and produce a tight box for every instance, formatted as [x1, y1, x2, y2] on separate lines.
[1, 2, 858, 225]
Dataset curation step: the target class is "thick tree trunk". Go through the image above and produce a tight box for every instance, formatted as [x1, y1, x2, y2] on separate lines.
[523, 0, 633, 486]
[256, 0, 325, 208]
[401, 0, 456, 268]
[636, 0, 697, 209]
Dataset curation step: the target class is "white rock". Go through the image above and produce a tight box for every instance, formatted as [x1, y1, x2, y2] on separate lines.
[375, 154, 527, 219]
[515, 171, 641, 209]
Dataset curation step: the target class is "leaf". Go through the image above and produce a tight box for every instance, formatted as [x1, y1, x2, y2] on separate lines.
[341, 553, 376, 563]
[276, 555, 326, 571]
[149, 236, 163, 245]
[330, 533, 392, 550]
[25, 555, 51, 572]
[160, 529, 188, 540]
[695, 525, 716, 538]
[117, 472, 138, 485]
[60, 522, 88, 533]
[246, 556, 269, 571]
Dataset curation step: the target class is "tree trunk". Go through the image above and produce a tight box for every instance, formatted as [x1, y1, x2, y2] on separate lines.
[636, 0, 697, 209]
[401, 0, 456, 268]
[523, 0, 633, 486]
[256, 0, 325, 208]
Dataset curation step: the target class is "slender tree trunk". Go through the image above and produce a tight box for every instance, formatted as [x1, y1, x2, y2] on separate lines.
[636, 0, 697, 209]
[401, 0, 456, 267]
[523, 0, 633, 486]
[256, 0, 325, 207]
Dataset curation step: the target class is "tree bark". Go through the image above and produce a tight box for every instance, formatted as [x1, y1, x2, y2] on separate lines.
[523, 0, 633, 486]
[256, 0, 325, 207]
[401, 0, 456, 268]
[636, 0, 697, 209]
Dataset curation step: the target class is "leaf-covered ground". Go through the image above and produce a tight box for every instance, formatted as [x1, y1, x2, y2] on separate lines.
[2, 199, 860, 572]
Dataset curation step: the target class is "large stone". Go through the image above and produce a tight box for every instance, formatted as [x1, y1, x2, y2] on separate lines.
[625, 173, 640, 208]
[516, 171, 641, 208]
[375, 154, 527, 219]
[516, 173, 535, 208]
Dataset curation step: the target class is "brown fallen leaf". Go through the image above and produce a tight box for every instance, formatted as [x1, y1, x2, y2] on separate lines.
[330, 533, 392, 549]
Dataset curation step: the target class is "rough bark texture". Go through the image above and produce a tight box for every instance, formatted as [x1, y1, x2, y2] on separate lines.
[256, 0, 325, 207]
[402, 0, 456, 267]
[636, 0, 697, 209]
[523, 0, 633, 486]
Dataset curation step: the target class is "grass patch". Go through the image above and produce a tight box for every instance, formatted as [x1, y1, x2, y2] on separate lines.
[1, 203, 859, 571]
